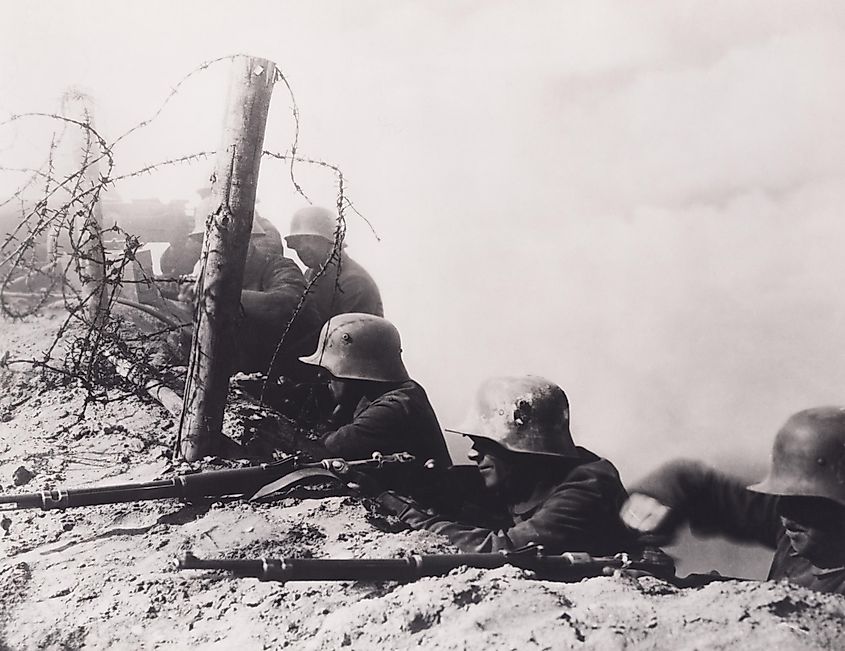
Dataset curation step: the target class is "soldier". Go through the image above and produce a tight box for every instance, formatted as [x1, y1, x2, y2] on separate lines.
[299, 312, 451, 494]
[621, 407, 845, 594]
[284, 206, 383, 324]
[236, 231, 321, 377]
[176, 187, 287, 271]
[159, 225, 201, 278]
[369, 376, 634, 555]
[174, 209, 320, 378]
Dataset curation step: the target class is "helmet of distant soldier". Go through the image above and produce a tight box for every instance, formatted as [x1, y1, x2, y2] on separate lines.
[299, 313, 409, 383]
[189, 196, 266, 240]
[446, 375, 578, 457]
[748, 407, 845, 506]
[285, 206, 338, 243]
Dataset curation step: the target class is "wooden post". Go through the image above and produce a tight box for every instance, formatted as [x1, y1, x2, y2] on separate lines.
[178, 57, 276, 461]
[62, 90, 108, 325]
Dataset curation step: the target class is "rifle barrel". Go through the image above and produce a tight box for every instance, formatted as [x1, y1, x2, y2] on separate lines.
[176, 554, 464, 582]
[177, 550, 733, 587]
[0, 492, 44, 509]
[175, 552, 634, 583]
[178, 554, 454, 582]
[177, 553, 267, 577]
[0, 459, 295, 511]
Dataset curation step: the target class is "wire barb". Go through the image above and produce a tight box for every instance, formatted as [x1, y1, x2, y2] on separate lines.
[0, 55, 377, 439]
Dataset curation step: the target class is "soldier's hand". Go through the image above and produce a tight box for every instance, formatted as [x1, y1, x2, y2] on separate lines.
[374, 491, 419, 519]
[620, 493, 673, 534]
[322, 458, 382, 497]
[177, 282, 196, 304]
[601, 566, 656, 581]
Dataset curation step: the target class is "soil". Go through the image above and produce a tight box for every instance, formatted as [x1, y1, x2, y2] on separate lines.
[1, 309, 844, 650]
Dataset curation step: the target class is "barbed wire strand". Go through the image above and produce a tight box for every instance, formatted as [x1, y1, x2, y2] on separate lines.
[0, 54, 378, 445]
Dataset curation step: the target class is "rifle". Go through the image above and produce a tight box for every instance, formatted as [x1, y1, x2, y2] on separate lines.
[176, 544, 683, 584]
[0, 452, 415, 511]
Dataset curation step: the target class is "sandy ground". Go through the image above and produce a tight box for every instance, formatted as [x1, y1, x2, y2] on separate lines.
[1, 310, 844, 650]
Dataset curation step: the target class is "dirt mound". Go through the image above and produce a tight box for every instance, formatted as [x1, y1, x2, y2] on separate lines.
[1, 312, 844, 650]
[307, 571, 845, 650]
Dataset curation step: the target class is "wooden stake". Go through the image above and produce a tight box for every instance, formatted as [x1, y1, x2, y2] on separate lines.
[178, 57, 276, 461]
[62, 90, 108, 325]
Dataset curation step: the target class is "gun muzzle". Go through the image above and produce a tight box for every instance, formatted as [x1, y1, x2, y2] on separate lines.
[176, 552, 267, 578]
[0, 492, 45, 510]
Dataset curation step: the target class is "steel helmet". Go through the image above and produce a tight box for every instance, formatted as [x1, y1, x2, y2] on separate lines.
[189, 197, 266, 240]
[286, 206, 338, 243]
[748, 407, 845, 506]
[446, 376, 578, 457]
[299, 313, 409, 382]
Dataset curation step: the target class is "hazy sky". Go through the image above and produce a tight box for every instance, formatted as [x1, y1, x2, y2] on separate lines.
[2, 1, 844, 486]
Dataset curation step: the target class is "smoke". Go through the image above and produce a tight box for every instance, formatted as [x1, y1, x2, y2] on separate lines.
[327, 5, 845, 481]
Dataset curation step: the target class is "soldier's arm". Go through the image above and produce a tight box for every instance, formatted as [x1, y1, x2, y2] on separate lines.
[377, 469, 624, 554]
[338, 275, 383, 317]
[240, 257, 307, 320]
[625, 459, 781, 549]
[260, 256, 307, 295]
[321, 394, 409, 459]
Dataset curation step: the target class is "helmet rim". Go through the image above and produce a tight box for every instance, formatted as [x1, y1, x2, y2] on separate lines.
[449, 376, 579, 458]
[299, 313, 409, 383]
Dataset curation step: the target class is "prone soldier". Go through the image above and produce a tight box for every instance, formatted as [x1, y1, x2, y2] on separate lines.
[621, 407, 845, 594]
[367, 375, 635, 556]
[298, 312, 451, 495]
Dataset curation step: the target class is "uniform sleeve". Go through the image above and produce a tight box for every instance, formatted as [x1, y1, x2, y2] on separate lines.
[260, 256, 306, 295]
[338, 275, 383, 317]
[378, 468, 626, 554]
[321, 395, 409, 459]
[631, 459, 781, 549]
[240, 257, 306, 322]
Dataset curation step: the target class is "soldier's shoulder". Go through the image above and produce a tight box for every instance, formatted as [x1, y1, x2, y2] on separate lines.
[562, 449, 626, 488]
[339, 256, 378, 285]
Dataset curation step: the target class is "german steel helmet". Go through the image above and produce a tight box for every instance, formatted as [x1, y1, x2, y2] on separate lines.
[285, 206, 338, 242]
[299, 313, 410, 382]
[189, 196, 266, 240]
[447, 376, 578, 457]
[748, 407, 845, 506]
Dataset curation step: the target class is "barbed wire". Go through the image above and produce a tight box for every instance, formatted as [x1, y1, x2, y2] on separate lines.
[0, 57, 241, 415]
[259, 150, 347, 400]
[0, 54, 378, 441]
[273, 68, 308, 203]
